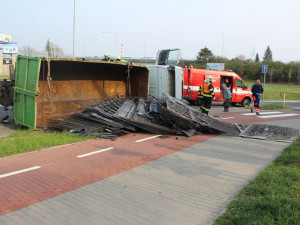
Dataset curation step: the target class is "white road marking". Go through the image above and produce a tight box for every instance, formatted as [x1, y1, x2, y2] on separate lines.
[222, 117, 235, 120]
[135, 135, 161, 143]
[77, 147, 114, 158]
[258, 113, 299, 119]
[242, 111, 282, 116]
[0, 166, 40, 179]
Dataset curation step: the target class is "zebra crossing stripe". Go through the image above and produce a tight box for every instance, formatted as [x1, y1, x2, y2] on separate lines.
[258, 113, 299, 119]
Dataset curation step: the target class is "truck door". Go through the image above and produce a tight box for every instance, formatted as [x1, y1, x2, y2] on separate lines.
[232, 78, 247, 103]
[174, 66, 183, 99]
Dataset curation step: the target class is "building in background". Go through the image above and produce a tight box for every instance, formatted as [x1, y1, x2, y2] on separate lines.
[0, 34, 17, 76]
[0, 57, 16, 76]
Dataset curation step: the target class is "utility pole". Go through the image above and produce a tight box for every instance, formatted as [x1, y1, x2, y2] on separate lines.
[142, 32, 146, 58]
[121, 44, 124, 58]
[73, 0, 76, 59]
[221, 32, 225, 58]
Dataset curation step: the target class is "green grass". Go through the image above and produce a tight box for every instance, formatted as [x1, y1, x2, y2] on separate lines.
[0, 75, 9, 80]
[244, 80, 300, 100]
[0, 129, 95, 158]
[214, 137, 300, 225]
[245, 103, 292, 110]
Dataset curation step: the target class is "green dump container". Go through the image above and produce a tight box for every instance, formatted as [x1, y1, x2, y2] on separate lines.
[14, 55, 149, 128]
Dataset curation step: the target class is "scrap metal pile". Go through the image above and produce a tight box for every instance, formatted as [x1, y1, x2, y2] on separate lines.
[48, 95, 299, 142]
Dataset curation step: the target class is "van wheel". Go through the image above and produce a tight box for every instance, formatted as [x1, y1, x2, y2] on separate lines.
[242, 98, 251, 107]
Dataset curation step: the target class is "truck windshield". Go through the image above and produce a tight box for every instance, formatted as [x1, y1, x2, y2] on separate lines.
[236, 79, 247, 88]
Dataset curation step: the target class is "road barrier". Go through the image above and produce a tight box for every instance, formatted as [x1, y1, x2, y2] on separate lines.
[280, 92, 300, 105]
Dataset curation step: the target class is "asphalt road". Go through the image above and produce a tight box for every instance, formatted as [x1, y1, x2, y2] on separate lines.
[263, 100, 300, 109]
[211, 100, 300, 110]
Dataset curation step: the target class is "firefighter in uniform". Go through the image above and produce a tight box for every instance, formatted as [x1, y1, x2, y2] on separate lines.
[102, 53, 110, 61]
[251, 79, 264, 115]
[202, 76, 215, 115]
[197, 84, 204, 111]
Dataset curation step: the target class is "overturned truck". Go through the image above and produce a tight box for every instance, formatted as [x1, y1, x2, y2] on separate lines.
[12, 56, 149, 128]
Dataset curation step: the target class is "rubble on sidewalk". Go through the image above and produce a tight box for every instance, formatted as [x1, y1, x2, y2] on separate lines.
[48, 95, 299, 142]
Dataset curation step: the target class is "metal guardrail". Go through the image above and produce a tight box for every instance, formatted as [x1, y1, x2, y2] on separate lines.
[280, 92, 300, 105]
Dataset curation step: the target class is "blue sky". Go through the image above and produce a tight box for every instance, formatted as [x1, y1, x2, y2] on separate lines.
[2, 0, 300, 61]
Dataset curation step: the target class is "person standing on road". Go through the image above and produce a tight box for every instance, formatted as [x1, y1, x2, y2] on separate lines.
[222, 83, 231, 112]
[197, 84, 204, 112]
[202, 76, 215, 115]
[251, 79, 264, 115]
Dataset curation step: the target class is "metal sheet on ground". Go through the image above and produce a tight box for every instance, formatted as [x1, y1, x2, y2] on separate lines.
[240, 124, 299, 142]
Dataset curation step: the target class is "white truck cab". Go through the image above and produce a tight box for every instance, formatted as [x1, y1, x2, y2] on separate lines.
[148, 49, 183, 100]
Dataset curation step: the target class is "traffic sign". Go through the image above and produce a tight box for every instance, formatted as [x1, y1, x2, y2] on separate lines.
[262, 65, 268, 73]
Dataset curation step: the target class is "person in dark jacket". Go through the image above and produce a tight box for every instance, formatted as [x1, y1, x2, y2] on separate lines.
[222, 83, 231, 112]
[251, 79, 264, 115]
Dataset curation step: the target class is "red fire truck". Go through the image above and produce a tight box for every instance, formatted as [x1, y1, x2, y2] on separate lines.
[183, 68, 252, 107]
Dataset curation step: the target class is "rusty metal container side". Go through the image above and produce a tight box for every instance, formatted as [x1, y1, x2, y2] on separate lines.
[36, 59, 149, 127]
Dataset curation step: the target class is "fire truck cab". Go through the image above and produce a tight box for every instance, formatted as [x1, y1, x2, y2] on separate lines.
[183, 68, 252, 107]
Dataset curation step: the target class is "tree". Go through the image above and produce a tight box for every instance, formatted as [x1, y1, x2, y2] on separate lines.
[19, 45, 36, 56]
[196, 47, 215, 64]
[263, 46, 273, 62]
[45, 39, 52, 57]
[255, 53, 260, 62]
[45, 39, 65, 58]
[213, 56, 228, 63]
[50, 43, 64, 58]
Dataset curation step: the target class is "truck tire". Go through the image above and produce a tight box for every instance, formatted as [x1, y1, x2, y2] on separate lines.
[242, 98, 251, 107]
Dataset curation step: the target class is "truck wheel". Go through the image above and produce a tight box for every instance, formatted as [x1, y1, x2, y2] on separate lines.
[231, 102, 236, 106]
[242, 98, 251, 107]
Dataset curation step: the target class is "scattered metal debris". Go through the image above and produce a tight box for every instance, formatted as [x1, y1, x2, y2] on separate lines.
[48, 94, 299, 142]
[240, 124, 299, 143]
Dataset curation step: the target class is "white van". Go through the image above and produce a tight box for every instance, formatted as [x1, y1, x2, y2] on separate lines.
[148, 49, 183, 100]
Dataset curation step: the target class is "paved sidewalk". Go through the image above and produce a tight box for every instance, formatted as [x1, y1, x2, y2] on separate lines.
[0, 134, 291, 224]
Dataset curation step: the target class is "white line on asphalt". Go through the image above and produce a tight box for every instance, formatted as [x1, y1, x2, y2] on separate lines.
[258, 113, 299, 119]
[222, 117, 235, 120]
[242, 111, 282, 116]
[0, 166, 41, 179]
[77, 147, 114, 158]
[135, 135, 161, 143]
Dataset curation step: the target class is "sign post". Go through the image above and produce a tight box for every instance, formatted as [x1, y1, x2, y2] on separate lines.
[262, 65, 268, 103]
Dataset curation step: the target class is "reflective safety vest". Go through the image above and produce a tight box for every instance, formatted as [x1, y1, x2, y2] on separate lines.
[198, 85, 204, 98]
[203, 82, 215, 98]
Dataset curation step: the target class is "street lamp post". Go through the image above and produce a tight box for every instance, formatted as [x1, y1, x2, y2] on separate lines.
[221, 32, 225, 58]
[142, 32, 146, 58]
[103, 32, 117, 57]
[73, 0, 76, 59]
